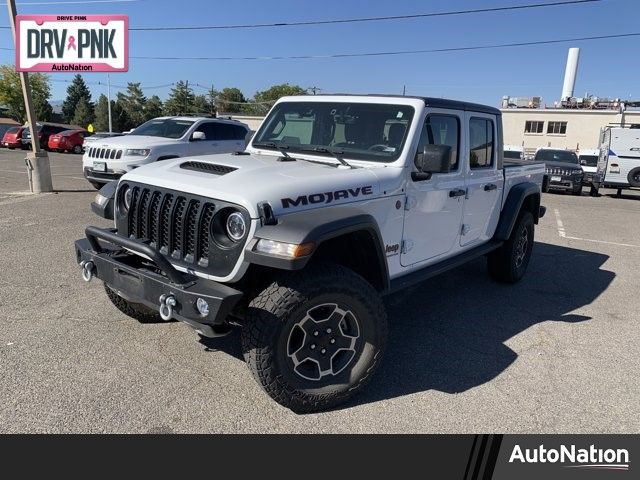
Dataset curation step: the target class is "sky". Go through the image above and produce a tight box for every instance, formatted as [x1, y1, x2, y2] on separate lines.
[0, 0, 638, 106]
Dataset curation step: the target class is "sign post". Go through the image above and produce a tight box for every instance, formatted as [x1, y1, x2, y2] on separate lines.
[6, 0, 52, 194]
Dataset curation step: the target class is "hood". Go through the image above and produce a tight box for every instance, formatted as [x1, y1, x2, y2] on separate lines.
[542, 160, 583, 170]
[121, 153, 398, 218]
[90, 135, 180, 149]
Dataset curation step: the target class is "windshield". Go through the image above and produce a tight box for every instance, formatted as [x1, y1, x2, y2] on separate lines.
[6, 127, 19, 134]
[503, 150, 522, 159]
[579, 155, 599, 167]
[534, 150, 579, 164]
[130, 119, 195, 139]
[253, 101, 415, 162]
[59, 129, 76, 136]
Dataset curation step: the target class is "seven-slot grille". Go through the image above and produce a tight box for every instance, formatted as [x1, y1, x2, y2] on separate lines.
[545, 167, 580, 176]
[126, 185, 216, 267]
[87, 147, 123, 160]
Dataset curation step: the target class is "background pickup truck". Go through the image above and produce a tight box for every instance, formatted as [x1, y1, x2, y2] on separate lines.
[76, 94, 546, 413]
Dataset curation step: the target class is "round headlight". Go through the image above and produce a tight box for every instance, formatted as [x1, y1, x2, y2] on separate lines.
[121, 186, 132, 212]
[226, 211, 246, 242]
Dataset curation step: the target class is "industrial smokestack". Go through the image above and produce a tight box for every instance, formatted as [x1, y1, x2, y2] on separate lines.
[561, 48, 580, 100]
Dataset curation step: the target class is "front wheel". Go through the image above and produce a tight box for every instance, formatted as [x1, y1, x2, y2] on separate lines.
[104, 284, 162, 323]
[487, 211, 534, 283]
[241, 263, 387, 413]
[572, 184, 583, 196]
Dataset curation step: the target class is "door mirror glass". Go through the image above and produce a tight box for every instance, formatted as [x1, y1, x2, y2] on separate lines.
[191, 131, 206, 141]
[415, 144, 451, 174]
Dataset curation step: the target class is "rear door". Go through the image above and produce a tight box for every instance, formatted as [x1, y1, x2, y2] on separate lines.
[189, 121, 225, 155]
[214, 123, 247, 153]
[460, 114, 503, 247]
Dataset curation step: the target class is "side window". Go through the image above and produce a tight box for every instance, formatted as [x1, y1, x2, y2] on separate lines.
[232, 125, 248, 140]
[195, 122, 217, 140]
[416, 114, 460, 170]
[469, 118, 494, 169]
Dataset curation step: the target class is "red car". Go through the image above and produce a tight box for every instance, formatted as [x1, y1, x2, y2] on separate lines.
[2, 126, 26, 149]
[48, 129, 90, 154]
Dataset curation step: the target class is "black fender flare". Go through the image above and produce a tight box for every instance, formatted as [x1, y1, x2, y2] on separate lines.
[90, 180, 117, 220]
[493, 182, 541, 241]
[244, 206, 390, 290]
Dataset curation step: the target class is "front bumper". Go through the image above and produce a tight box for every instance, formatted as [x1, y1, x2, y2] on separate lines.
[83, 167, 125, 184]
[547, 176, 581, 190]
[74, 226, 243, 337]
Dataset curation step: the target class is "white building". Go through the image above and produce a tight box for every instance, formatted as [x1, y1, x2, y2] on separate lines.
[501, 108, 640, 156]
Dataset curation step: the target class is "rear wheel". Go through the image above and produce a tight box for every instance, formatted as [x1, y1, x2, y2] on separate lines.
[488, 211, 534, 283]
[241, 263, 387, 413]
[104, 284, 162, 323]
[627, 167, 640, 188]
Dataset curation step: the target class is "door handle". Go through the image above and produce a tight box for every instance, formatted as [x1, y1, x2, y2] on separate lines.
[484, 183, 497, 191]
[449, 188, 466, 198]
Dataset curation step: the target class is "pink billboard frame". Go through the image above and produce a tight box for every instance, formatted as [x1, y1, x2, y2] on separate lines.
[16, 14, 129, 72]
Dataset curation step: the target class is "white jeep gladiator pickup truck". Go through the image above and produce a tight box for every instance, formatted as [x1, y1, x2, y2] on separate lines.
[82, 116, 250, 189]
[75, 94, 546, 412]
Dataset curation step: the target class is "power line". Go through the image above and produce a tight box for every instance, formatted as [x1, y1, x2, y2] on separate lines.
[3, 31, 639, 61]
[126, 32, 640, 61]
[0, 0, 604, 31]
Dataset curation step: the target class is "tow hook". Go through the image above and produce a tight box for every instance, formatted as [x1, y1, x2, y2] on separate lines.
[80, 260, 95, 282]
[159, 294, 177, 321]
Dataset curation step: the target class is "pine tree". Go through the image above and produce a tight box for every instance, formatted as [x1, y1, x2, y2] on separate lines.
[117, 82, 147, 128]
[163, 81, 195, 115]
[111, 100, 131, 132]
[62, 74, 93, 123]
[94, 94, 110, 131]
[72, 97, 95, 127]
[144, 95, 163, 121]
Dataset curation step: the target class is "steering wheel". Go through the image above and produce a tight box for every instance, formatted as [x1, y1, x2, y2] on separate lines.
[368, 144, 389, 152]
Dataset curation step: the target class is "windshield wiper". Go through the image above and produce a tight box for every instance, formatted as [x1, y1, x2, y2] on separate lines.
[252, 141, 296, 159]
[299, 146, 353, 169]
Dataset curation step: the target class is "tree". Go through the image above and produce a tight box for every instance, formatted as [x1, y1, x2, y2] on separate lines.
[94, 94, 110, 131]
[144, 95, 163, 120]
[250, 83, 306, 114]
[111, 100, 131, 132]
[117, 82, 147, 127]
[216, 87, 245, 114]
[163, 81, 195, 115]
[62, 74, 93, 123]
[0, 65, 53, 122]
[72, 97, 95, 127]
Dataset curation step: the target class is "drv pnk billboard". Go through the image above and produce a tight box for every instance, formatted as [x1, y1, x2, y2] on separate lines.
[15, 15, 128, 72]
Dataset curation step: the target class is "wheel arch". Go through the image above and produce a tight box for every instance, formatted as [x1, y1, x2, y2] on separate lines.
[244, 207, 390, 292]
[494, 182, 541, 241]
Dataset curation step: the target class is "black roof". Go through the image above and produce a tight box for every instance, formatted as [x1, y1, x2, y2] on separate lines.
[313, 93, 501, 115]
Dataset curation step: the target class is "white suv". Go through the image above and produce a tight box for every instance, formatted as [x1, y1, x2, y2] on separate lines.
[82, 116, 249, 189]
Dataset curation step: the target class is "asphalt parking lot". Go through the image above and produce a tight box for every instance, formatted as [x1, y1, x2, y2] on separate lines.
[0, 148, 638, 433]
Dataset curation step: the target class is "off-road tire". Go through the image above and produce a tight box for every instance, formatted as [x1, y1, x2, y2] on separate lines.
[487, 211, 534, 283]
[104, 283, 162, 323]
[241, 262, 387, 413]
[572, 184, 583, 196]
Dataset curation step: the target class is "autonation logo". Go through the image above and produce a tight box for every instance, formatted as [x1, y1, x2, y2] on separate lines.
[509, 444, 630, 471]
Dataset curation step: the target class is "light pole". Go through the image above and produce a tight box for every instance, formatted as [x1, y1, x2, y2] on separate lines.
[6, 0, 53, 193]
[107, 74, 113, 133]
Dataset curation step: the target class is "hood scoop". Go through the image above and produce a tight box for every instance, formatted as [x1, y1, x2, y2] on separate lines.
[179, 161, 237, 176]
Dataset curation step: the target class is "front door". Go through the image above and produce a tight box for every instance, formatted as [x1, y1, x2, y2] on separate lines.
[401, 111, 466, 267]
[460, 114, 503, 247]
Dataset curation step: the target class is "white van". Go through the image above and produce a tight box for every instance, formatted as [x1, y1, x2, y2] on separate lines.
[599, 125, 640, 194]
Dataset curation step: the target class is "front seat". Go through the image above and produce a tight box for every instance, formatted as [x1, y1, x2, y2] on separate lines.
[387, 123, 406, 149]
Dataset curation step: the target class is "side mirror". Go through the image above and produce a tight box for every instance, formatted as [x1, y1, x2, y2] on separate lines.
[191, 131, 206, 141]
[580, 159, 586, 166]
[412, 144, 451, 181]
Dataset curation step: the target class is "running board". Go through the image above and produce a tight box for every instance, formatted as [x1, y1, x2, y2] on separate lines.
[387, 241, 503, 294]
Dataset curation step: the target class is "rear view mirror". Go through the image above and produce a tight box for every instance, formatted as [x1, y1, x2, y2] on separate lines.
[191, 131, 206, 141]
[413, 144, 451, 181]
